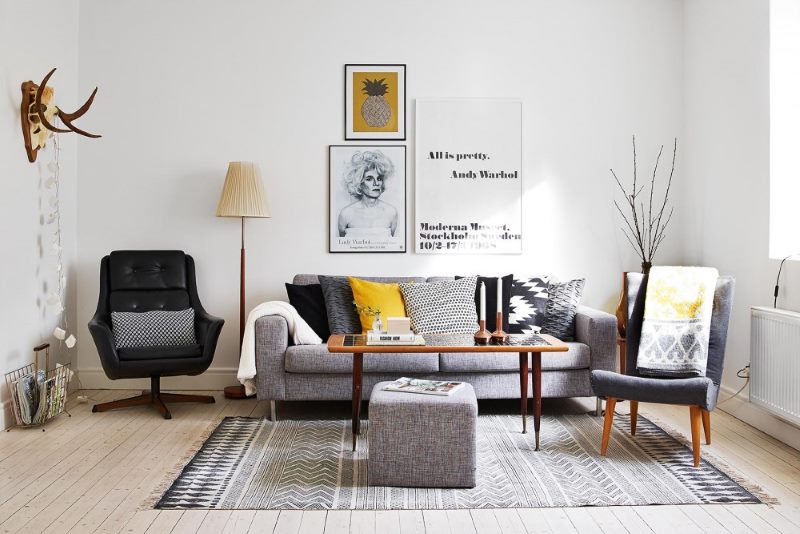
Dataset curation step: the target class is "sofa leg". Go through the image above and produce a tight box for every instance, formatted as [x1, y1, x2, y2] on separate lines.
[269, 400, 277, 422]
[596, 397, 603, 417]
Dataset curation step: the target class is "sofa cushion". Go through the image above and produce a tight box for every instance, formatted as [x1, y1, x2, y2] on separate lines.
[508, 276, 551, 335]
[319, 275, 362, 334]
[438, 342, 590, 372]
[399, 276, 479, 334]
[284, 344, 440, 374]
[285, 283, 330, 340]
[541, 278, 585, 341]
[349, 277, 407, 333]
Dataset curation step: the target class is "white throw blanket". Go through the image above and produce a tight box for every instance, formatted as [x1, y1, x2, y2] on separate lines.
[637, 266, 718, 377]
[238, 301, 322, 396]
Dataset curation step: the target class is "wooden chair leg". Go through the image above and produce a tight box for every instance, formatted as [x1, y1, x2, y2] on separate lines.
[600, 397, 617, 456]
[160, 393, 216, 404]
[701, 409, 711, 445]
[630, 400, 638, 436]
[92, 392, 152, 413]
[689, 405, 702, 467]
[154, 396, 172, 420]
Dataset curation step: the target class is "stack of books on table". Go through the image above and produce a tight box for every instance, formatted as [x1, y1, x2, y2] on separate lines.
[366, 332, 425, 346]
[383, 377, 465, 396]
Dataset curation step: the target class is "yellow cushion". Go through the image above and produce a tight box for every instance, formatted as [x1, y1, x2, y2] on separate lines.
[348, 277, 407, 333]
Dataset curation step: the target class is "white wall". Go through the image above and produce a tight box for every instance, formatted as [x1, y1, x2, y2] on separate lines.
[75, 0, 685, 389]
[685, 0, 800, 449]
[0, 0, 79, 428]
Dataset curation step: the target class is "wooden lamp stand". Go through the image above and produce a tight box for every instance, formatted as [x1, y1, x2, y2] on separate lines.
[215, 161, 271, 400]
[224, 217, 250, 399]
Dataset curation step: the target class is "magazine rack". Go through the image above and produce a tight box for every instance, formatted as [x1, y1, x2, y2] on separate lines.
[4, 343, 71, 431]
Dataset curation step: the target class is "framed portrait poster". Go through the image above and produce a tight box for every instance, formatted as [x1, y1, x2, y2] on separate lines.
[329, 145, 407, 253]
[345, 64, 406, 140]
[415, 99, 523, 254]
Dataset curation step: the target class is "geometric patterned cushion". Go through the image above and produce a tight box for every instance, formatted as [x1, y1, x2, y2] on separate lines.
[111, 308, 196, 348]
[508, 276, 551, 335]
[398, 276, 479, 334]
[540, 278, 585, 341]
[318, 275, 362, 334]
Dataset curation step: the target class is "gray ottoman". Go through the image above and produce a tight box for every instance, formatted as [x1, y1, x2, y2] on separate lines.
[368, 381, 478, 488]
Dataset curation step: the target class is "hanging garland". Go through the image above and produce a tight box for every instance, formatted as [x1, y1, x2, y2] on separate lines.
[45, 133, 76, 350]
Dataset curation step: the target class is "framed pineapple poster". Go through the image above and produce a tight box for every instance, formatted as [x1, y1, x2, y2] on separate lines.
[329, 145, 407, 253]
[345, 64, 406, 140]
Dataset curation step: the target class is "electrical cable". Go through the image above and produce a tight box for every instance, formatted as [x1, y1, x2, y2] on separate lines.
[717, 377, 750, 405]
[774, 253, 800, 307]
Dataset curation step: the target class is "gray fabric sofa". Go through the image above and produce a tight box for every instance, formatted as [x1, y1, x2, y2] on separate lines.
[255, 274, 617, 417]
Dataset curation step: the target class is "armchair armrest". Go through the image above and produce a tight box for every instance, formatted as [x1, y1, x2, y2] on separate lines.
[575, 306, 617, 373]
[88, 313, 121, 379]
[254, 315, 291, 401]
[195, 309, 224, 362]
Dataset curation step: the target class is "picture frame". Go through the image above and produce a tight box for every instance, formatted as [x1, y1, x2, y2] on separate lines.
[345, 64, 406, 140]
[329, 145, 407, 253]
[415, 98, 523, 254]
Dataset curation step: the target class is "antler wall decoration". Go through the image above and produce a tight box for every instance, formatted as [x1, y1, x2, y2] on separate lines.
[21, 68, 101, 163]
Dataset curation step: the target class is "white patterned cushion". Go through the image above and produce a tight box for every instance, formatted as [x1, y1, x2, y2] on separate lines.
[398, 276, 479, 334]
[111, 309, 197, 348]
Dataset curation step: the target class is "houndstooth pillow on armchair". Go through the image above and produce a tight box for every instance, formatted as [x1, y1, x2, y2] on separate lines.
[111, 309, 197, 348]
[398, 276, 479, 334]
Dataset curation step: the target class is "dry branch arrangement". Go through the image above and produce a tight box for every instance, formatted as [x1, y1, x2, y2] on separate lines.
[611, 136, 677, 271]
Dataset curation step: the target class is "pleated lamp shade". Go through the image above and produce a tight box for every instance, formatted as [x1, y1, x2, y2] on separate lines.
[215, 162, 272, 218]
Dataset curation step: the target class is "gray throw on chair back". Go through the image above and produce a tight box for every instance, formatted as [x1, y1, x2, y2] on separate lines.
[625, 273, 735, 385]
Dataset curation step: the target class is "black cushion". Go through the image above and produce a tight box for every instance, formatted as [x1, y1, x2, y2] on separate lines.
[457, 274, 513, 332]
[118, 344, 202, 361]
[109, 250, 187, 291]
[285, 283, 330, 340]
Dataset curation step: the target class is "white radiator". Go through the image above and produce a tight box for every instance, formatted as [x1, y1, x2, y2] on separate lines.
[750, 306, 800, 426]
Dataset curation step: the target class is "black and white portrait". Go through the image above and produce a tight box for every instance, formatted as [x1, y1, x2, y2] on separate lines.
[329, 145, 406, 253]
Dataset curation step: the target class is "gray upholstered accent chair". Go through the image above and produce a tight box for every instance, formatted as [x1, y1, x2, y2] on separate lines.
[591, 273, 734, 467]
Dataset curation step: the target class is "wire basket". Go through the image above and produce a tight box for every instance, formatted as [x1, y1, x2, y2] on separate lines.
[4, 343, 71, 431]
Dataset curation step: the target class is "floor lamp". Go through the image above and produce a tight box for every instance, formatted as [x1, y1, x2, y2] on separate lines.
[216, 161, 271, 399]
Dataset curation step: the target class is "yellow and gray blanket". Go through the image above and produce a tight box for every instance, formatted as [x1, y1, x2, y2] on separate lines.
[637, 266, 718, 377]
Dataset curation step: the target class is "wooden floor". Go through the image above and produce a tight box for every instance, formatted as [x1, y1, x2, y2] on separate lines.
[1, 391, 799, 534]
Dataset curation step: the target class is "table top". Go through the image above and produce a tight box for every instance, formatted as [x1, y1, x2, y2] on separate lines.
[327, 333, 569, 353]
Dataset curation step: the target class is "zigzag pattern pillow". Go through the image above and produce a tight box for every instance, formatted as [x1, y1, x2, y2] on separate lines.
[111, 309, 196, 348]
[508, 276, 551, 335]
[541, 278, 585, 341]
[399, 276, 479, 334]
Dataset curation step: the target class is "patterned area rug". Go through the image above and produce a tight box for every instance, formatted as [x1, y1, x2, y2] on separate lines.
[155, 415, 762, 510]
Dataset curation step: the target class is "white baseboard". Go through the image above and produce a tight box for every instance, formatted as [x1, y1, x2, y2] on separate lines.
[717, 384, 800, 452]
[76, 367, 238, 391]
[1, 399, 11, 431]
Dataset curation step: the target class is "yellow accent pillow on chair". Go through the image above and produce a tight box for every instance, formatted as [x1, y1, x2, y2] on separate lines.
[348, 277, 407, 333]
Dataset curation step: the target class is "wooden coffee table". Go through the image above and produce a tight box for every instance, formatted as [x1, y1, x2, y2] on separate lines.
[327, 333, 569, 451]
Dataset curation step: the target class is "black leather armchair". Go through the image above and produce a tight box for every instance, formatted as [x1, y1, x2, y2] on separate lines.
[89, 250, 224, 419]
